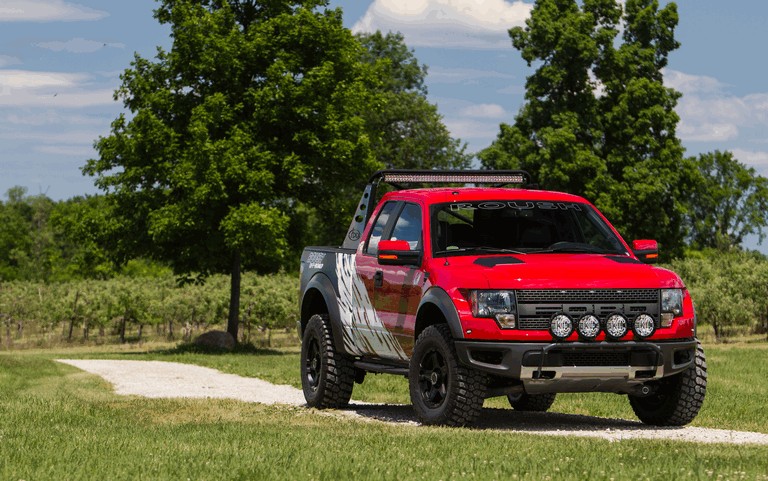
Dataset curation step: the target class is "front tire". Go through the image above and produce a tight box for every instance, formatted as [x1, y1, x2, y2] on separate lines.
[409, 324, 486, 426]
[629, 341, 707, 426]
[301, 314, 355, 408]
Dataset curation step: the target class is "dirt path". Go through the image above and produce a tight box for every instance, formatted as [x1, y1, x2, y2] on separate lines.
[57, 359, 768, 445]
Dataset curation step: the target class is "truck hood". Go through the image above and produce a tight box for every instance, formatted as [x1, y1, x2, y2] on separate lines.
[436, 254, 683, 290]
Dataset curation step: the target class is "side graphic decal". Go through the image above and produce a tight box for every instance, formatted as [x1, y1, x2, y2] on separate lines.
[335, 252, 408, 361]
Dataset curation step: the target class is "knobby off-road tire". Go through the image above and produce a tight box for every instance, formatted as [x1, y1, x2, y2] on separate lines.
[629, 341, 707, 426]
[507, 392, 556, 412]
[301, 314, 355, 408]
[409, 324, 487, 426]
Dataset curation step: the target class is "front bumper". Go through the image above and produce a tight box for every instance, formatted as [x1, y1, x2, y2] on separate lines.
[454, 339, 697, 393]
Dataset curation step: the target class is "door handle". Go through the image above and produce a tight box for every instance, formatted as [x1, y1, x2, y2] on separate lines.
[374, 270, 383, 288]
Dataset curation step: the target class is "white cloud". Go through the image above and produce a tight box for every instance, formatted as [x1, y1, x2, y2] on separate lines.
[36, 38, 125, 53]
[444, 117, 501, 147]
[460, 103, 506, 118]
[666, 69, 768, 144]
[732, 149, 768, 169]
[4, 129, 102, 145]
[678, 121, 739, 142]
[0, 55, 21, 67]
[0, 0, 107, 22]
[1, 111, 105, 126]
[0, 69, 115, 107]
[665, 69, 726, 95]
[353, 0, 533, 49]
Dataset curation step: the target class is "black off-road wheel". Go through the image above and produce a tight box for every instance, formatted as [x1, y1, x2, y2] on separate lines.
[301, 314, 355, 408]
[629, 341, 707, 426]
[507, 392, 556, 412]
[409, 324, 487, 426]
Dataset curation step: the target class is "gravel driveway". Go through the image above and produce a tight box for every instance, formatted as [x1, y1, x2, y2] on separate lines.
[58, 359, 768, 445]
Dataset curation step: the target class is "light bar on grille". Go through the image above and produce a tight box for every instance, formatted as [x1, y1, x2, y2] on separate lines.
[370, 170, 530, 187]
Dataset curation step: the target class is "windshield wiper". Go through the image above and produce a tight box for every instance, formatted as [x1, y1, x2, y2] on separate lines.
[439, 246, 526, 255]
[530, 242, 617, 254]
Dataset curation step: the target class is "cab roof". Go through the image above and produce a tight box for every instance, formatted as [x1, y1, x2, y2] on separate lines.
[380, 187, 591, 205]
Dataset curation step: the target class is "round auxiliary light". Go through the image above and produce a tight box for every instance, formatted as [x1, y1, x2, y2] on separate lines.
[577, 314, 601, 340]
[605, 314, 629, 340]
[550, 314, 574, 341]
[633, 314, 656, 339]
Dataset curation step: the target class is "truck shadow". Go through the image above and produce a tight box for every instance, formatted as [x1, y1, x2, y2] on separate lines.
[344, 403, 670, 432]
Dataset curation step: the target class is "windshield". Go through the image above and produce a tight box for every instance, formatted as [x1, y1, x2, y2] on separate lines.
[431, 200, 627, 256]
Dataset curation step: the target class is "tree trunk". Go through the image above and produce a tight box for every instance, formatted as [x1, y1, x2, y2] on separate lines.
[119, 315, 127, 343]
[227, 252, 242, 342]
[712, 320, 721, 343]
[68, 291, 81, 341]
[5, 317, 11, 348]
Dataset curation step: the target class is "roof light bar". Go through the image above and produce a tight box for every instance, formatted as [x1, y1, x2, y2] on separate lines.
[370, 169, 530, 187]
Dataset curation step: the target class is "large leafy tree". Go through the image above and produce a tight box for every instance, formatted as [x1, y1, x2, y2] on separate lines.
[480, 0, 688, 254]
[357, 31, 470, 171]
[685, 151, 768, 250]
[295, 31, 471, 250]
[83, 0, 381, 339]
[594, 0, 688, 253]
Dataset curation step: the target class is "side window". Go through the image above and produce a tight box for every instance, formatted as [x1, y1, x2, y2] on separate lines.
[365, 201, 399, 256]
[391, 203, 423, 251]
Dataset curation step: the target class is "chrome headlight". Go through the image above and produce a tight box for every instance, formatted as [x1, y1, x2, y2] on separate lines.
[661, 289, 683, 327]
[470, 290, 517, 329]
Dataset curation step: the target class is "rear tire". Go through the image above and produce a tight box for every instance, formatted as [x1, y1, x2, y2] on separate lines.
[629, 341, 707, 426]
[409, 324, 486, 426]
[507, 392, 556, 412]
[301, 314, 355, 408]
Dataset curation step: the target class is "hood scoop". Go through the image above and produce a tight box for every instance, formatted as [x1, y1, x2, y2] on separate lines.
[473, 256, 525, 267]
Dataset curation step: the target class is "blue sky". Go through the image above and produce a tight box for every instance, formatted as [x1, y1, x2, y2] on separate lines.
[1, 0, 767, 249]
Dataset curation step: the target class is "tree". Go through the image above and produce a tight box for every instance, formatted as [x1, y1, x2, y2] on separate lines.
[480, 0, 688, 255]
[292, 31, 472, 250]
[83, 0, 381, 340]
[0, 187, 58, 281]
[593, 0, 688, 255]
[479, 0, 619, 196]
[357, 31, 470, 171]
[48, 195, 118, 280]
[685, 151, 768, 250]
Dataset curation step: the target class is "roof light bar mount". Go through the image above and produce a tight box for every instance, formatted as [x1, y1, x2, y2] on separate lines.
[342, 169, 531, 249]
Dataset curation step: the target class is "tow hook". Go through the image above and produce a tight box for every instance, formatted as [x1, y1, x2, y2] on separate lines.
[632, 384, 656, 397]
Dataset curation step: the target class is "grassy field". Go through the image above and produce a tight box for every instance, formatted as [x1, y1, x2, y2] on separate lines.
[1, 342, 767, 480]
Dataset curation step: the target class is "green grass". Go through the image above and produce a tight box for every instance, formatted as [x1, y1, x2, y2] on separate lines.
[1, 343, 767, 480]
[60, 341, 768, 433]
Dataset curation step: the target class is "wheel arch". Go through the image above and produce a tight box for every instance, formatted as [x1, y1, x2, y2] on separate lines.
[300, 273, 346, 351]
[415, 287, 464, 341]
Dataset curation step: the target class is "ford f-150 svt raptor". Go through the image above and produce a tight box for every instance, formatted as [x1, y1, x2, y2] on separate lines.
[298, 170, 706, 426]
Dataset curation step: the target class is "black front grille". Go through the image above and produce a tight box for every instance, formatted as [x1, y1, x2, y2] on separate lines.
[517, 289, 658, 303]
[516, 289, 660, 331]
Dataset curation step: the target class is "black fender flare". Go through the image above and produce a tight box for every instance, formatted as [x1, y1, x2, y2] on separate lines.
[300, 273, 348, 354]
[417, 287, 464, 340]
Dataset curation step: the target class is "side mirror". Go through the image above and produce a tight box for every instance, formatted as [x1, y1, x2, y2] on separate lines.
[632, 239, 659, 264]
[377, 240, 421, 266]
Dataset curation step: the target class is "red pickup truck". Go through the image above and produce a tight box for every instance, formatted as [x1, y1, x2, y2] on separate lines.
[298, 170, 706, 426]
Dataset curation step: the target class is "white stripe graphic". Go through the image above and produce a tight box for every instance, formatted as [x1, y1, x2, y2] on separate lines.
[335, 253, 408, 361]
